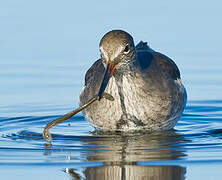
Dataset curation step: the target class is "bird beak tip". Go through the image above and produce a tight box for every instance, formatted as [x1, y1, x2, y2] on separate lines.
[97, 62, 116, 99]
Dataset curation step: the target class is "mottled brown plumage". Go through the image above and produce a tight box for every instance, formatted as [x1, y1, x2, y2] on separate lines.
[80, 30, 187, 132]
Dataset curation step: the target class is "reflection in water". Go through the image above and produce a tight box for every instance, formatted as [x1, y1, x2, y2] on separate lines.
[65, 131, 187, 180]
[66, 166, 185, 180]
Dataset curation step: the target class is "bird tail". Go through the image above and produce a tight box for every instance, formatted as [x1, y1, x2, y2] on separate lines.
[135, 41, 151, 50]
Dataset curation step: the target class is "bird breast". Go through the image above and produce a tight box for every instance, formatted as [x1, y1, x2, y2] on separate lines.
[81, 66, 183, 131]
[101, 71, 174, 130]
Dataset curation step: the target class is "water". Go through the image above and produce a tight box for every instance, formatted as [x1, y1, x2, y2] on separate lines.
[1, 0, 222, 179]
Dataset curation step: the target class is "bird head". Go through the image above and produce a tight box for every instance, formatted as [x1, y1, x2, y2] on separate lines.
[97, 30, 136, 100]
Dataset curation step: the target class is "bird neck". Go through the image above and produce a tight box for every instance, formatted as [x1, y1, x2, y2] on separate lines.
[114, 59, 137, 78]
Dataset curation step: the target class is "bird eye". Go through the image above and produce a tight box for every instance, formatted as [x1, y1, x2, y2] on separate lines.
[123, 44, 130, 53]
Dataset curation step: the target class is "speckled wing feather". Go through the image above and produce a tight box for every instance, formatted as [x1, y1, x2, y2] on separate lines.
[154, 52, 181, 80]
[80, 59, 105, 105]
[136, 41, 181, 80]
[84, 59, 104, 86]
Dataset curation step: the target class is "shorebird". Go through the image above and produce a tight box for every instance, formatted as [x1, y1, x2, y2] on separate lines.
[79, 30, 187, 132]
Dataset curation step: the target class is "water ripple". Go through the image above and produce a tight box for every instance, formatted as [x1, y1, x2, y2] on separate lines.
[0, 100, 222, 168]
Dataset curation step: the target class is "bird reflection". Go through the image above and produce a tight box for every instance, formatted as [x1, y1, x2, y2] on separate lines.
[65, 131, 187, 180]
